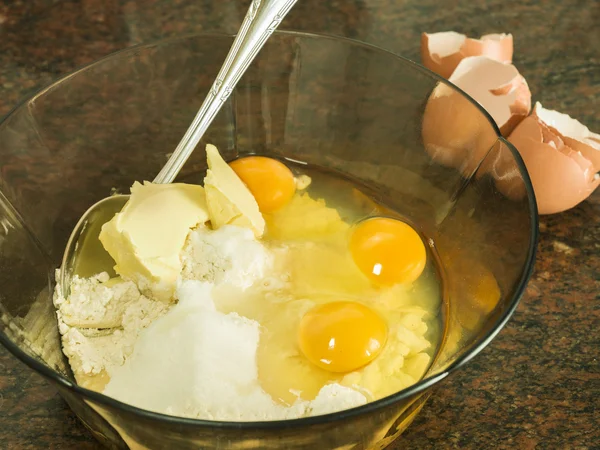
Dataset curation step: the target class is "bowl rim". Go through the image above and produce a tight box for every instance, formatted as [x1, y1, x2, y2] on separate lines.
[0, 30, 539, 430]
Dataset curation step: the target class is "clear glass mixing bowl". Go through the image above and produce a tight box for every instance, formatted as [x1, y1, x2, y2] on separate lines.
[0, 32, 537, 449]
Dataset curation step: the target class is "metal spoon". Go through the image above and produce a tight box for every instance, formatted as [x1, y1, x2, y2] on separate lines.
[59, 0, 298, 296]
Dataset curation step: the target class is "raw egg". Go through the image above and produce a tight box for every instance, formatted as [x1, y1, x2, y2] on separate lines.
[298, 301, 387, 373]
[229, 156, 296, 212]
[349, 217, 426, 286]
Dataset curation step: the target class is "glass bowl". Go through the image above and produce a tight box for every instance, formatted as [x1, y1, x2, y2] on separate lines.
[0, 31, 537, 449]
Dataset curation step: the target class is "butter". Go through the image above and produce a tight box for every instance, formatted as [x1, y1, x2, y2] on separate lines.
[203, 144, 265, 237]
[99, 181, 209, 301]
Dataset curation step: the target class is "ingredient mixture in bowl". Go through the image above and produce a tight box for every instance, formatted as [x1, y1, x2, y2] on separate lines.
[53, 144, 443, 421]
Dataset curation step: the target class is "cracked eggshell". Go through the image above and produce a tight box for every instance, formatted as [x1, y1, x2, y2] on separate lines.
[421, 82, 498, 175]
[462, 33, 513, 63]
[508, 115, 600, 215]
[449, 56, 531, 136]
[421, 31, 468, 79]
[532, 102, 600, 170]
[422, 57, 530, 177]
[421, 31, 513, 79]
[478, 141, 528, 202]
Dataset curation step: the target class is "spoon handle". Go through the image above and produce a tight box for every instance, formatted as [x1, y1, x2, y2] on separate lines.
[153, 0, 298, 184]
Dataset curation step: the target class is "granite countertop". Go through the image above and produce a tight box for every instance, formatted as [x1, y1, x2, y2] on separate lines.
[0, 0, 598, 448]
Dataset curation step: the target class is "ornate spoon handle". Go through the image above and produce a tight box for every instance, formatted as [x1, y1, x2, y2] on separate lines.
[154, 0, 298, 184]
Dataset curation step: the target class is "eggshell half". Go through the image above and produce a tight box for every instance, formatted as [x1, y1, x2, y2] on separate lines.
[449, 56, 531, 136]
[421, 82, 498, 175]
[421, 32, 468, 79]
[421, 31, 513, 79]
[532, 102, 600, 170]
[478, 141, 528, 202]
[508, 115, 600, 214]
[462, 33, 513, 62]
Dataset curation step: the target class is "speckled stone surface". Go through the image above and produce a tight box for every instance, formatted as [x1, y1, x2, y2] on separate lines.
[0, 0, 598, 448]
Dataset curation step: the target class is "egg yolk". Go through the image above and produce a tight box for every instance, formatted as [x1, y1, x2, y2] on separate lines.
[229, 156, 296, 213]
[349, 217, 426, 286]
[298, 301, 387, 373]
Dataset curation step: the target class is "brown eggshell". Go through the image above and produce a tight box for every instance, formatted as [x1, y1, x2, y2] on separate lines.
[449, 56, 531, 136]
[461, 33, 513, 63]
[421, 31, 513, 79]
[532, 102, 600, 170]
[563, 137, 600, 170]
[478, 140, 528, 201]
[421, 82, 497, 175]
[421, 32, 467, 79]
[508, 116, 600, 215]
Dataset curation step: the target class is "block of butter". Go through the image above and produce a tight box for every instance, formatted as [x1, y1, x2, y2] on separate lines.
[99, 181, 209, 301]
[203, 144, 265, 237]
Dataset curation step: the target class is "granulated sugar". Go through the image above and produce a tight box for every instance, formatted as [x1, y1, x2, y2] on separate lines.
[103, 280, 367, 421]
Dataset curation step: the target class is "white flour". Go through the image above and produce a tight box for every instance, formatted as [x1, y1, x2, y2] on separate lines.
[56, 272, 139, 329]
[55, 225, 367, 419]
[181, 225, 273, 289]
[54, 272, 168, 379]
